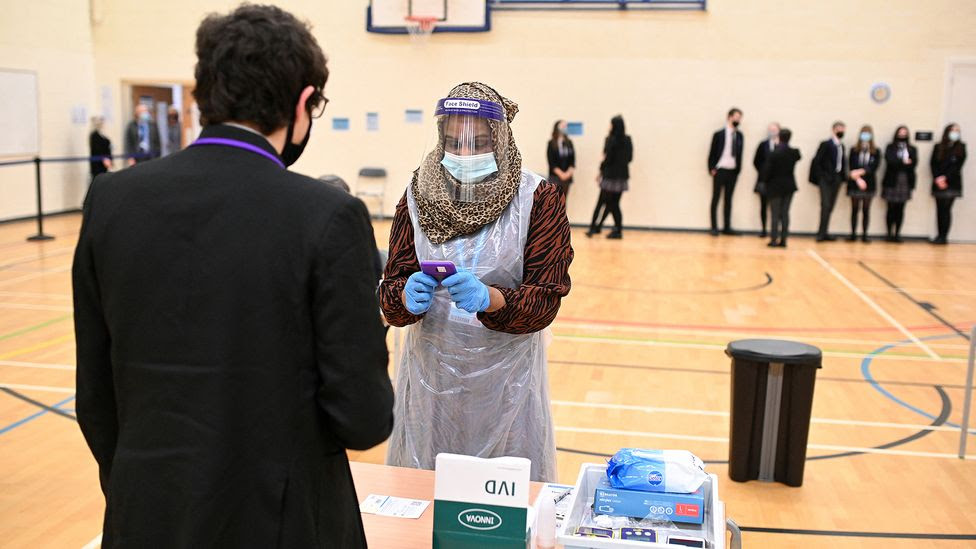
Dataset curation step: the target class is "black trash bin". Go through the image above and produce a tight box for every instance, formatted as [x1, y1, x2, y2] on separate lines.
[726, 339, 822, 487]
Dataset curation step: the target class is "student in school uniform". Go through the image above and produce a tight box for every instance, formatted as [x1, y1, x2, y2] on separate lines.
[880, 125, 918, 243]
[809, 121, 848, 241]
[846, 124, 881, 242]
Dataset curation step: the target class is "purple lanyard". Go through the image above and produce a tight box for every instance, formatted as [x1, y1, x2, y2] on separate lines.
[190, 137, 285, 169]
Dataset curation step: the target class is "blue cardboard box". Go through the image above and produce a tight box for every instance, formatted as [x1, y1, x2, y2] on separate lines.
[593, 477, 705, 524]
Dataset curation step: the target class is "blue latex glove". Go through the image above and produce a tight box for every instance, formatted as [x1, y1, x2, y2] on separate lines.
[441, 271, 491, 313]
[404, 271, 438, 315]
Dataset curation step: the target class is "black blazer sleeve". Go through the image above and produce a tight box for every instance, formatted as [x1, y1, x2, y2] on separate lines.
[753, 141, 768, 172]
[567, 141, 576, 168]
[708, 131, 721, 172]
[312, 197, 394, 450]
[73, 176, 118, 494]
[930, 145, 942, 177]
[624, 136, 633, 163]
[546, 140, 558, 174]
[150, 123, 162, 158]
[734, 131, 744, 174]
[809, 142, 826, 184]
[123, 123, 137, 157]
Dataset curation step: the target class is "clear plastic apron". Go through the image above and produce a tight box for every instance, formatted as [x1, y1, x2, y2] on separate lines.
[386, 170, 556, 482]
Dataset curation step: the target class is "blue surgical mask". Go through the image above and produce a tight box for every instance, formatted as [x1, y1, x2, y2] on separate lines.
[949, 131, 961, 142]
[860, 132, 872, 142]
[441, 151, 498, 184]
[139, 111, 151, 122]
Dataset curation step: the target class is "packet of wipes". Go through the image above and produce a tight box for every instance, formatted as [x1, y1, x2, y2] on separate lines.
[606, 449, 707, 494]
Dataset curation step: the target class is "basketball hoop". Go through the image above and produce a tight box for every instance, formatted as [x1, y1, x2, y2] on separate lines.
[404, 15, 438, 44]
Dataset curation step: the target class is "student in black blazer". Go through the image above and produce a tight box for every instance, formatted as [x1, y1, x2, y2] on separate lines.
[930, 123, 967, 244]
[587, 115, 632, 239]
[752, 121, 780, 237]
[759, 128, 801, 247]
[846, 125, 881, 242]
[547, 120, 576, 195]
[72, 6, 393, 548]
[88, 116, 112, 179]
[809, 121, 848, 241]
[123, 104, 161, 166]
[880, 125, 918, 242]
[707, 108, 744, 235]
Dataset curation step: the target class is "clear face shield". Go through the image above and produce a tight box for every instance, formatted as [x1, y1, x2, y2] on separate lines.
[422, 97, 509, 203]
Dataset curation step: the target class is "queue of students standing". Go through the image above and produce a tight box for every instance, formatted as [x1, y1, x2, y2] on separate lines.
[707, 108, 967, 246]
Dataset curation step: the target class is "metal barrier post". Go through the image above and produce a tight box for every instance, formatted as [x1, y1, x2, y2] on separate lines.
[958, 326, 975, 459]
[26, 156, 54, 242]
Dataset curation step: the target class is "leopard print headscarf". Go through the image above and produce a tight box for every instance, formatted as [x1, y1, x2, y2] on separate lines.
[411, 82, 522, 245]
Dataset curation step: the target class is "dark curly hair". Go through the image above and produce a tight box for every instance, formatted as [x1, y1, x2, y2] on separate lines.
[193, 4, 328, 134]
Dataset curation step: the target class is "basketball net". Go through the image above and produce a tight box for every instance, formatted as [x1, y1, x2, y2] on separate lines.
[404, 15, 437, 44]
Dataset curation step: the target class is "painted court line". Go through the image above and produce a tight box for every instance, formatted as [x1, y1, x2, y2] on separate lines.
[0, 394, 75, 435]
[81, 533, 102, 549]
[554, 426, 975, 460]
[552, 320, 970, 350]
[551, 400, 966, 433]
[0, 290, 72, 300]
[0, 302, 73, 312]
[859, 286, 976, 297]
[805, 249, 940, 360]
[0, 333, 75, 360]
[0, 382, 75, 394]
[0, 265, 72, 288]
[0, 246, 75, 269]
[0, 360, 74, 371]
[552, 334, 966, 363]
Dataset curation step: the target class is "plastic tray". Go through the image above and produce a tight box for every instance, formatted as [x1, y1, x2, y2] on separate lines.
[557, 463, 727, 549]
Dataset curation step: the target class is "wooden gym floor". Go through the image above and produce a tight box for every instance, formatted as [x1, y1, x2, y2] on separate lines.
[1, 213, 975, 548]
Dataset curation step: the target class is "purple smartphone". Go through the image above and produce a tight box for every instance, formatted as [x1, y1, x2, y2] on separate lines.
[420, 260, 458, 281]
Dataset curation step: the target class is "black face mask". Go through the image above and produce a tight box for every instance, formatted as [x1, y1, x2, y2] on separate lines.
[896, 135, 908, 142]
[731, 120, 740, 128]
[835, 131, 845, 139]
[281, 117, 312, 167]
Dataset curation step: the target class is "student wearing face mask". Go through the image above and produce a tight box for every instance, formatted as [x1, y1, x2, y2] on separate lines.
[547, 119, 576, 196]
[123, 103, 161, 166]
[810, 121, 848, 241]
[753, 122, 780, 238]
[73, 6, 394, 547]
[846, 125, 881, 242]
[707, 108, 744, 235]
[881, 125, 918, 243]
[930, 123, 967, 244]
[379, 82, 573, 482]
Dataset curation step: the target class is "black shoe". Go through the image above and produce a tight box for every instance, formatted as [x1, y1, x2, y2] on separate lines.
[607, 231, 622, 240]
[759, 231, 768, 238]
[930, 237, 947, 245]
[585, 229, 600, 238]
[845, 234, 857, 242]
[710, 228, 720, 236]
[816, 236, 828, 242]
[894, 236, 904, 243]
[823, 235, 837, 242]
[767, 240, 778, 247]
[775, 241, 787, 247]
[722, 228, 740, 236]
[861, 235, 871, 243]
[884, 235, 896, 243]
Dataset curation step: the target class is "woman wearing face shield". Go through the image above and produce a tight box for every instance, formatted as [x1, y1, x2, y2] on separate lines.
[378, 82, 573, 482]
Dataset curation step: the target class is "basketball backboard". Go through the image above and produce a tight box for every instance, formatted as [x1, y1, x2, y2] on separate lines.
[366, 0, 490, 34]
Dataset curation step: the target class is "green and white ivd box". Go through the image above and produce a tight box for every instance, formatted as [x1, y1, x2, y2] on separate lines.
[432, 453, 531, 549]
